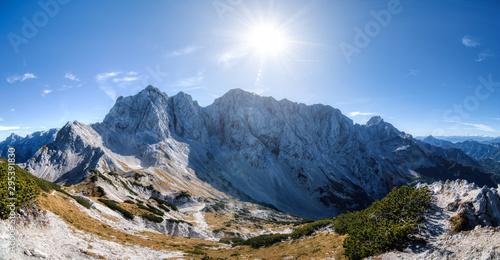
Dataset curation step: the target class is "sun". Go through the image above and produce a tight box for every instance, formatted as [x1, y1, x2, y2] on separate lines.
[246, 23, 288, 56]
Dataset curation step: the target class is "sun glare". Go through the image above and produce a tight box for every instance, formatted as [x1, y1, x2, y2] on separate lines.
[247, 24, 287, 56]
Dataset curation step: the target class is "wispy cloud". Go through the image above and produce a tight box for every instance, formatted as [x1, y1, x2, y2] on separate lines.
[348, 112, 376, 117]
[448, 120, 498, 132]
[462, 122, 497, 132]
[176, 70, 204, 87]
[112, 76, 140, 83]
[0, 126, 21, 131]
[96, 72, 121, 82]
[462, 36, 480, 48]
[42, 89, 53, 97]
[64, 73, 80, 81]
[58, 83, 84, 91]
[409, 69, 418, 76]
[169, 46, 199, 57]
[95, 71, 141, 100]
[6, 73, 37, 83]
[217, 50, 248, 69]
[0, 118, 4, 122]
[475, 49, 495, 62]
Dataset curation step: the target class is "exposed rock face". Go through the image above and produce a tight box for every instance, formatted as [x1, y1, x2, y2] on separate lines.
[13, 86, 498, 219]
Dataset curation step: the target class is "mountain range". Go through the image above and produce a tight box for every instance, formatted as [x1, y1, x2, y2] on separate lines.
[422, 135, 500, 161]
[2, 86, 499, 219]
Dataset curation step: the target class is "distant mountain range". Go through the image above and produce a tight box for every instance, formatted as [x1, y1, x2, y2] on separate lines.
[0, 129, 58, 163]
[422, 135, 500, 162]
[1, 86, 499, 219]
[415, 135, 500, 144]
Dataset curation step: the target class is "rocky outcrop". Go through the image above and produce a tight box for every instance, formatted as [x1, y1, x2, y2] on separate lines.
[376, 180, 500, 260]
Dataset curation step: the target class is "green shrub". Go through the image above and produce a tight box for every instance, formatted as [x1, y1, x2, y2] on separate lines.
[131, 181, 144, 188]
[167, 218, 193, 226]
[98, 173, 115, 187]
[97, 199, 135, 220]
[157, 204, 170, 212]
[176, 190, 191, 199]
[333, 185, 431, 260]
[71, 196, 91, 209]
[1, 160, 92, 217]
[290, 218, 334, 239]
[89, 169, 101, 175]
[96, 186, 106, 197]
[219, 237, 245, 246]
[133, 172, 145, 180]
[151, 196, 178, 211]
[210, 201, 226, 212]
[142, 213, 163, 223]
[119, 180, 138, 196]
[124, 200, 135, 204]
[243, 234, 289, 248]
[0, 161, 40, 219]
[138, 203, 164, 216]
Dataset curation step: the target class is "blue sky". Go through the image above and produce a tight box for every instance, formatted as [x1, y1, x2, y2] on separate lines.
[1, 0, 499, 140]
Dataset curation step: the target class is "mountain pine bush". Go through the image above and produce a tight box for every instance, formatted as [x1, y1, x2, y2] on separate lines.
[334, 185, 431, 260]
[0, 159, 40, 219]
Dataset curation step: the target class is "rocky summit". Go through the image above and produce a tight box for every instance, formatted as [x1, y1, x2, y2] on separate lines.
[4, 86, 497, 219]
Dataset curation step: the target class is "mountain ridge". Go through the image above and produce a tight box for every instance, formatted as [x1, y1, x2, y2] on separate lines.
[3, 86, 499, 219]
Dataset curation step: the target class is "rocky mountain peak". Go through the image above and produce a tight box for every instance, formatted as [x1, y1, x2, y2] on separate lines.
[366, 116, 384, 126]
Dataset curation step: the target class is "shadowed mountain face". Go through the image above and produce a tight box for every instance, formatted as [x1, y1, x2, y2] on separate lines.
[9, 86, 499, 219]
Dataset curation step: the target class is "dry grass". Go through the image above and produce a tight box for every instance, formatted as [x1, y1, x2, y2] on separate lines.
[205, 231, 347, 259]
[37, 191, 218, 254]
[37, 190, 346, 259]
[450, 211, 469, 234]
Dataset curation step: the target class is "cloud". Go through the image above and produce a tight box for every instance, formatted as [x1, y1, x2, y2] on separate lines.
[217, 50, 248, 69]
[475, 49, 495, 62]
[176, 70, 204, 87]
[348, 112, 376, 117]
[6, 73, 37, 83]
[409, 69, 418, 76]
[42, 89, 53, 96]
[169, 46, 199, 57]
[462, 122, 497, 132]
[58, 83, 84, 91]
[95, 71, 141, 100]
[99, 85, 117, 100]
[96, 72, 121, 82]
[0, 126, 21, 131]
[64, 73, 80, 81]
[0, 118, 4, 122]
[10, 109, 14, 112]
[448, 120, 498, 132]
[462, 36, 480, 47]
[112, 76, 140, 83]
